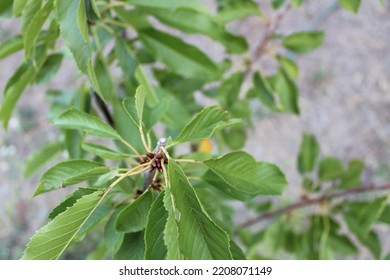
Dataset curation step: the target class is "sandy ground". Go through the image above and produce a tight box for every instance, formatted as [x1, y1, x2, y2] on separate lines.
[1, 1, 389, 259]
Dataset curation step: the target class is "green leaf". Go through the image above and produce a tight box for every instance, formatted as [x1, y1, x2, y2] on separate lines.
[222, 125, 247, 150]
[173, 105, 240, 145]
[114, 232, 145, 260]
[77, 0, 89, 43]
[23, 0, 53, 60]
[282, 31, 324, 54]
[81, 142, 128, 160]
[112, 97, 144, 153]
[54, 108, 121, 139]
[274, 69, 300, 114]
[344, 197, 388, 238]
[33, 160, 109, 196]
[362, 231, 381, 259]
[251, 72, 277, 110]
[204, 151, 287, 198]
[114, 7, 151, 30]
[0, 35, 23, 59]
[0, 32, 57, 59]
[139, 29, 220, 80]
[135, 85, 147, 127]
[318, 156, 344, 181]
[104, 207, 125, 254]
[216, 0, 260, 24]
[328, 233, 358, 256]
[272, 0, 285, 9]
[135, 66, 159, 106]
[124, 0, 206, 10]
[0, 63, 36, 129]
[13, 0, 28, 16]
[21, 0, 42, 34]
[122, 97, 139, 129]
[166, 159, 233, 259]
[56, 0, 91, 73]
[22, 191, 103, 259]
[36, 53, 64, 84]
[86, 0, 100, 19]
[23, 141, 63, 178]
[155, 87, 191, 132]
[77, 201, 111, 237]
[64, 130, 83, 159]
[338, 0, 361, 14]
[196, 188, 234, 232]
[115, 190, 153, 233]
[148, 8, 247, 54]
[338, 159, 364, 188]
[378, 205, 390, 224]
[123, 86, 166, 132]
[115, 37, 138, 80]
[298, 133, 320, 174]
[89, 54, 114, 102]
[230, 240, 246, 260]
[218, 72, 244, 108]
[277, 55, 299, 80]
[256, 161, 288, 194]
[143, 99, 170, 131]
[163, 192, 183, 259]
[0, 0, 13, 18]
[48, 188, 96, 219]
[145, 191, 168, 260]
[291, 0, 304, 8]
[202, 170, 251, 201]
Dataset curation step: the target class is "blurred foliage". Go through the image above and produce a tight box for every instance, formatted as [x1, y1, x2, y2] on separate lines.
[1, 0, 389, 260]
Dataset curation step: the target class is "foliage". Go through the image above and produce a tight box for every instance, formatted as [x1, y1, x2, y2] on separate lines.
[0, 0, 389, 260]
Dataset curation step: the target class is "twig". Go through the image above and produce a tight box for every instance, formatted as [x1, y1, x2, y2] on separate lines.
[241, 3, 292, 95]
[252, 3, 291, 62]
[92, 91, 114, 127]
[238, 183, 390, 229]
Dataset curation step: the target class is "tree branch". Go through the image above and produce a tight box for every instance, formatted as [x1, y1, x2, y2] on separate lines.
[238, 183, 390, 229]
[92, 91, 114, 127]
[252, 3, 291, 61]
[242, 3, 291, 91]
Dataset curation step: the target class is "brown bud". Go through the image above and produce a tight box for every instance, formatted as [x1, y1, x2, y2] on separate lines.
[156, 153, 163, 160]
[146, 152, 155, 159]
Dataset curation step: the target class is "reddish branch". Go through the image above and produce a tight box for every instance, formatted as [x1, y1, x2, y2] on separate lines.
[252, 3, 291, 60]
[238, 183, 390, 229]
[243, 3, 292, 85]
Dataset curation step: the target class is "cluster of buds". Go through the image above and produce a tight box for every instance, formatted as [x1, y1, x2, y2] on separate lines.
[134, 138, 169, 198]
[139, 152, 168, 173]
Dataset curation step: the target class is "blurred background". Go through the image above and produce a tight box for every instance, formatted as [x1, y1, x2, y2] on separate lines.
[1, 0, 390, 259]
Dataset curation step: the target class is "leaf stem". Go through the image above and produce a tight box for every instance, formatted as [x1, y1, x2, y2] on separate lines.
[96, 22, 115, 35]
[104, 18, 130, 29]
[139, 124, 150, 152]
[104, 163, 151, 194]
[174, 159, 204, 164]
[152, 169, 159, 181]
[187, 176, 202, 181]
[99, 1, 128, 14]
[119, 137, 142, 158]
[91, 25, 103, 51]
[146, 132, 152, 151]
